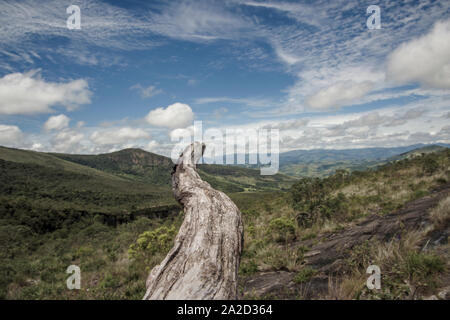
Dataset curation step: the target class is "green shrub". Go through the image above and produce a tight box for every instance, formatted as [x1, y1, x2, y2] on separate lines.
[422, 158, 439, 176]
[291, 177, 328, 211]
[294, 266, 317, 284]
[239, 259, 258, 275]
[346, 240, 375, 271]
[128, 225, 177, 262]
[267, 218, 296, 243]
[401, 251, 446, 284]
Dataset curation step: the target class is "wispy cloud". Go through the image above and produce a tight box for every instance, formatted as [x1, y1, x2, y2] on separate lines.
[241, 1, 326, 28]
[130, 84, 163, 98]
[145, 1, 252, 41]
[194, 96, 275, 108]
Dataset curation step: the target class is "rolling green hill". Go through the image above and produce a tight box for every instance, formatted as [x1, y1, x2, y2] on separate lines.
[0, 146, 175, 213]
[388, 145, 448, 162]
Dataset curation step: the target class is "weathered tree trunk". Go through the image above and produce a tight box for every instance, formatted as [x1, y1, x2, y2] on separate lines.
[143, 142, 244, 300]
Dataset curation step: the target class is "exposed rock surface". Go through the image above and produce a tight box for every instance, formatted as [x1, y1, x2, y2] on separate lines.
[241, 183, 450, 299]
[144, 142, 244, 300]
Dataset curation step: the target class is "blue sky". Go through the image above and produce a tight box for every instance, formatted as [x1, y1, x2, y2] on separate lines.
[0, 0, 449, 156]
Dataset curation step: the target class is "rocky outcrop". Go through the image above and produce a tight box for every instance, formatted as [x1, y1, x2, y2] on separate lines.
[242, 183, 450, 299]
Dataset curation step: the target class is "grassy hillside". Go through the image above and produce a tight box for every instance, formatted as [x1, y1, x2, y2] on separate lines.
[237, 149, 449, 299]
[0, 146, 175, 212]
[0, 146, 448, 299]
[0, 147, 174, 299]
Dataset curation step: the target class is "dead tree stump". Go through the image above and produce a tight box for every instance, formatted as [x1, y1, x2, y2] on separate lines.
[143, 142, 244, 300]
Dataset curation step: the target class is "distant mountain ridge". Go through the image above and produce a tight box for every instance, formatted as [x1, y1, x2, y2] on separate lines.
[206, 143, 449, 177]
[278, 143, 449, 177]
[279, 143, 450, 164]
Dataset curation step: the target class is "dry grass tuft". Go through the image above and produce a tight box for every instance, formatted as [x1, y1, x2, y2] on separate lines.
[430, 196, 450, 230]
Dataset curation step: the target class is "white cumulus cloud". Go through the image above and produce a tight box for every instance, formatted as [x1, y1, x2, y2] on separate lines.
[0, 70, 91, 115]
[306, 81, 374, 110]
[44, 114, 70, 131]
[0, 124, 23, 146]
[145, 140, 160, 152]
[146, 102, 194, 129]
[387, 20, 450, 89]
[90, 127, 150, 146]
[50, 130, 84, 153]
[169, 126, 194, 141]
